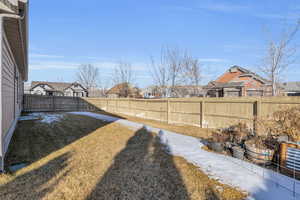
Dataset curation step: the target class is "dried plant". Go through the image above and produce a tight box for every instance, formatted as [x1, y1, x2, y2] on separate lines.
[260, 106, 300, 142]
[210, 131, 230, 143]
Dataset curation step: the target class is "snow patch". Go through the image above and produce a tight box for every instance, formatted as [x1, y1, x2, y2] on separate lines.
[19, 113, 64, 124]
[19, 115, 40, 121]
[68, 112, 300, 200]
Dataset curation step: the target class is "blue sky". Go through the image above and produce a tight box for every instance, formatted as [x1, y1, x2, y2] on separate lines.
[29, 0, 300, 88]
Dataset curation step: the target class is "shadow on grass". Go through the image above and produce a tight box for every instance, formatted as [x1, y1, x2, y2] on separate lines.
[0, 152, 71, 200]
[5, 111, 117, 171]
[80, 99, 126, 119]
[85, 127, 190, 200]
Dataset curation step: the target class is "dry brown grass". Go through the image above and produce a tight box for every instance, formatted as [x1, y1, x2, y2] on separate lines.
[0, 113, 246, 200]
[96, 111, 214, 139]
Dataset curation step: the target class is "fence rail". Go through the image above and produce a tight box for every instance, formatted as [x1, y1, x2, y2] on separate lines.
[23, 95, 300, 129]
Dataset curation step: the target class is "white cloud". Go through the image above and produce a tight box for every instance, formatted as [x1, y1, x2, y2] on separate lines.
[29, 61, 80, 70]
[166, 3, 248, 14]
[223, 44, 264, 53]
[167, 3, 299, 22]
[198, 58, 228, 63]
[197, 3, 249, 13]
[29, 60, 149, 72]
[89, 60, 148, 72]
[30, 53, 65, 59]
[254, 13, 300, 20]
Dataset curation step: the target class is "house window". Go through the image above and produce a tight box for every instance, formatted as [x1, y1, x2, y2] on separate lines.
[35, 90, 42, 95]
[247, 90, 263, 97]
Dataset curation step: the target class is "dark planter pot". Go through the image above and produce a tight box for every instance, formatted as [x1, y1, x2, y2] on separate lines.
[232, 146, 245, 160]
[209, 142, 224, 152]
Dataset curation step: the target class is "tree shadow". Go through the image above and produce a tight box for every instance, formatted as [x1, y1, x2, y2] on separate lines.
[0, 152, 72, 200]
[85, 127, 190, 200]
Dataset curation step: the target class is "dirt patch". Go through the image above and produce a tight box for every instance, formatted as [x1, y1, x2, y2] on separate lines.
[0, 113, 245, 200]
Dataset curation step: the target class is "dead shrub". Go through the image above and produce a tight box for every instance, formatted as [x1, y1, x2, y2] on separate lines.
[210, 131, 230, 143]
[259, 106, 300, 142]
[210, 123, 251, 145]
[228, 123, 251, 145]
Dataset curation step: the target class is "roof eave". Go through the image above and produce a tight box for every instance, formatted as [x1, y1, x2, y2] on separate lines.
[0, 1, 28, 81]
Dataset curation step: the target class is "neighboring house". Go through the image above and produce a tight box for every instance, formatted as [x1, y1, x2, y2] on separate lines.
[143, 85, 205, 98]
[88, 87, 107, 97]
[170, 85, 205, 98]
[23, 82, 31, 94]
[205, 66, 272, 97]
[30, 81, 88, 97]
[142, 86, 163, 98]
[281, 82, 300, 96]
[107, 83, 142, 98]
[0, 0, 28, 171]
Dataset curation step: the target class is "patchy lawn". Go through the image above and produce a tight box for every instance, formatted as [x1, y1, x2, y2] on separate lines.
[0, 113, 245, 200]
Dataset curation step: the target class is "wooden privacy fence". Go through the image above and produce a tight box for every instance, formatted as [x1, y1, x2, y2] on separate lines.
[83, 97, 300, 129]
[23, 95, 300, 129]
[23, 94, 98, 112]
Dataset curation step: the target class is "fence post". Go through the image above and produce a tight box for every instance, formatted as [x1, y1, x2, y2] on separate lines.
[200, 100, 205, 128]
[23, 94, 26, 112]
[106, 99, 109, 111]
[254, 99, 262, 134]
[76, 97, 79, 111]
[52, 96, 55, 111]
[167, 99, 170, 124]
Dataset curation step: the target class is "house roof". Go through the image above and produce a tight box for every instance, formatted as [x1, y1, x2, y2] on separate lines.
[281, 82, 300, 92]
[0, 0, 19, 13]
[107, 82, 131, 94]
[172, 85, 203, 89]
[205, 81, 245, 89]
[30, 81, 87, 92]
[1, 0, 29, 80]
[218, 66, 270, 84]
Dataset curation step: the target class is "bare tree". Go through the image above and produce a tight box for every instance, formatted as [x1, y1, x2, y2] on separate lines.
[150, 47, 185, 97]
[149, 49, 169, 97]
[113, 61, 133, 85]
[260, 20, 300, 96]
[181, 55, 202, 96]
[76, 64, 99, 91]
[112, 61, 134, 97]
[166, 47, 185, 95]
[181, 54, 202, 86]
[150, 47, 202, 97]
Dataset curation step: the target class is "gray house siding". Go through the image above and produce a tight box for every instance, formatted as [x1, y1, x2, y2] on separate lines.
[0, 21, 23, 170]
[0, 0, 28, 171]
